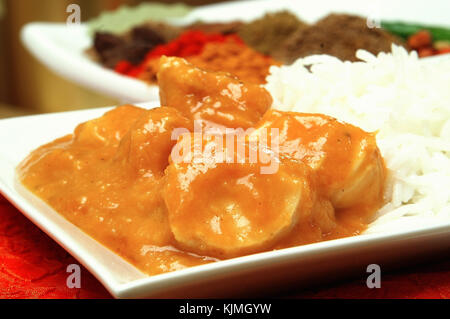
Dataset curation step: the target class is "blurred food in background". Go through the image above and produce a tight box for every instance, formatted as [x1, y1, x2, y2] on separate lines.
[88, 11, 409, 78]
[280, 14, 407, 63]
[114, 31, 281, 84]
[0, 0, 221, 118]
[381, 21, 450, 57]
[87, 6, 450, 87]
[1, 0, 450, 119]
[89, 11, 439, 85]
[237, 11, 307, 61]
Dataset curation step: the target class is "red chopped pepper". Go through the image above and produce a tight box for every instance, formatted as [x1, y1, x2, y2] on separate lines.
[114, 60, 133, 75]
[408, 30, 432, 49]
[418, 47, 435, 58]
[115, 30, 245, 78]
[437, 47, 450, 55]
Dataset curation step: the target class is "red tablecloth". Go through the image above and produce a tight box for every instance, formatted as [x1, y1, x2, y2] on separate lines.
[0, 195, 448, 299]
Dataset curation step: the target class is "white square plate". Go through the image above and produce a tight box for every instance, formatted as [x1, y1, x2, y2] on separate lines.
[1, 102, 449, 298]
[21, 0, 450, 103]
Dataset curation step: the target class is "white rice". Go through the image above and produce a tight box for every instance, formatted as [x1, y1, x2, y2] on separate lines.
[265, 45, 450, 234]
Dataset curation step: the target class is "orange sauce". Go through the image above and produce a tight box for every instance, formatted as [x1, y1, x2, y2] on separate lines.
[18, 106, 213, 275]
[17, 58, 386, 276]
[17, 105, 385, 275]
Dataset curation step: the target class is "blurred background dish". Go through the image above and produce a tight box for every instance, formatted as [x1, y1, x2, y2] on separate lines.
[1, 0, 450, 118]
[0, 0, 216, 117]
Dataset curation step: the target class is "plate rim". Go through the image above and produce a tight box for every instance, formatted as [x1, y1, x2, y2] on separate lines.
[20, 22, 159, 103]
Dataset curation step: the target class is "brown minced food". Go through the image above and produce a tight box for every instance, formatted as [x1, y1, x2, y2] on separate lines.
[187, 21, 244, 35]
[92, 22, 183, 68]
[238, 11, 308, 60]
[279, 14, 409, 64]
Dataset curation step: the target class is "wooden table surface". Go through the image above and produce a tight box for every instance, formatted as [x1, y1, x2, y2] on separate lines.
[0, 103, 35, 119]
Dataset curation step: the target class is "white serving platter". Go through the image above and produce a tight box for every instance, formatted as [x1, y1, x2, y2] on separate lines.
[21, 0, 450, 103]
[0, 102, 449, 298]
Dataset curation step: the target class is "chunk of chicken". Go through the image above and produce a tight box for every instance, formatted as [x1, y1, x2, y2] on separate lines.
[74, 105, 146, 148]
[19, 105, 148, 177]
[254, 110, 385, 209]
[114, 107, 192, 177]
[157, 56, 273, 130]
[163, 133, 316, 258]
[311, 199, 337, 234]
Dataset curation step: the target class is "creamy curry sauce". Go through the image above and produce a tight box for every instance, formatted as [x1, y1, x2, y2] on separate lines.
[17, 57, 386, 276]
